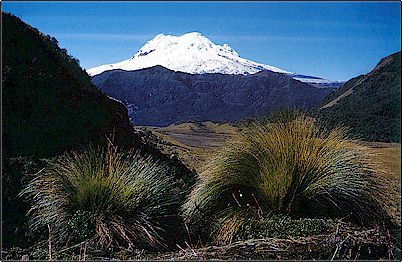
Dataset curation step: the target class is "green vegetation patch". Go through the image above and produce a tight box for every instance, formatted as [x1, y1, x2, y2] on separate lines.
[19, 145, 185, 251]
[233, 215, 328, 242]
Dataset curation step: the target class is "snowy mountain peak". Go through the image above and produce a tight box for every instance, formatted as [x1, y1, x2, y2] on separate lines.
[86, 32, 342, 87]
[133, 31, 219, 59]
[222, 43, 239, 57]
[87, 32, 291, 76]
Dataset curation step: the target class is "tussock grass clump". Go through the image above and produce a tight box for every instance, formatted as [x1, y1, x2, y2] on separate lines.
[20, 145, 180, 250]
[182, 114, 390, 243]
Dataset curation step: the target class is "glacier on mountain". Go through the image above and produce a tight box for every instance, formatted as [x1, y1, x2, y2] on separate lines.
[87, 32, 340, 86]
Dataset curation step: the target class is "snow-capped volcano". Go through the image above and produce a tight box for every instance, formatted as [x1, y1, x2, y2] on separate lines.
[87, 32, 292, 76]
[87, 32, 341, 86]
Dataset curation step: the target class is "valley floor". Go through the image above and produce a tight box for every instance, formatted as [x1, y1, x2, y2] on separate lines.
[139, 121, 238, 173]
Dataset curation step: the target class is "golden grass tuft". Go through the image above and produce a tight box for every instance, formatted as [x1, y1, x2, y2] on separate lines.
[182, 113, 391, 243]
[20, 144, 180, 250]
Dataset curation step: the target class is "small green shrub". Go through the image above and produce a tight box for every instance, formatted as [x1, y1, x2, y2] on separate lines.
[233, 215, 328, 242]
[20, 145, 180, 250]
[182, 113, 390, 243]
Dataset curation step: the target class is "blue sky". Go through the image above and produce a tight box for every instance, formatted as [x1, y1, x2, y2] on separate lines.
[3, 1, 401, 81]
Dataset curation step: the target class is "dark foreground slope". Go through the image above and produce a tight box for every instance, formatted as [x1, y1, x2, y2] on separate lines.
[2, 13, 195, 248]
[92, 66, 334, 126]
[2, 13, 137, 158]
[318, 52, 401, 142]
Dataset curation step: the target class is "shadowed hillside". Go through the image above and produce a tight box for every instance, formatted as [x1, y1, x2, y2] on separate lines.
[318, 51, 401, 142]
[2, 12, 137, 158]
[92, 66, 334, 126]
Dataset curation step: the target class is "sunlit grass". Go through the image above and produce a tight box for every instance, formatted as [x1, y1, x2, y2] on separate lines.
[20, 144, 180, 250]
[182, 113, 390, 243]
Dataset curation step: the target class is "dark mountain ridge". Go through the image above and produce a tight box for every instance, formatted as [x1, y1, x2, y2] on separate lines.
[2, 12, 136, 158]
[92, 65, 335, 126]
[318, 51, 401, 142]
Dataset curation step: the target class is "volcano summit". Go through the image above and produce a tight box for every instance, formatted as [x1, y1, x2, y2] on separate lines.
[87, 32, 340, 87]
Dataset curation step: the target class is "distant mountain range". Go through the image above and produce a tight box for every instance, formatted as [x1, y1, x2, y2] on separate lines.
[92, 65, 335, 126]
[88, 32, 343, 88]
[318, 51, 401, 142]
[89, 32, 342, 126]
